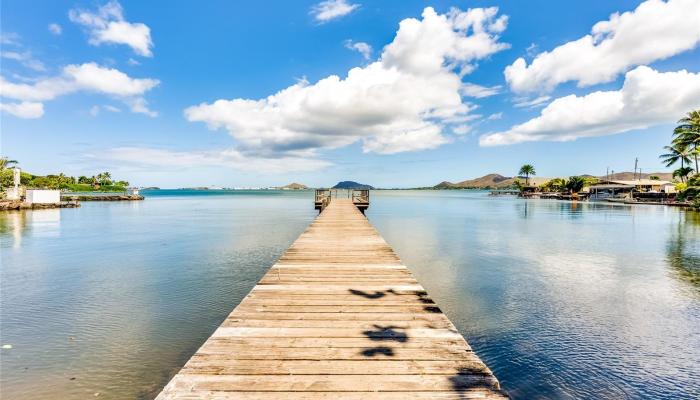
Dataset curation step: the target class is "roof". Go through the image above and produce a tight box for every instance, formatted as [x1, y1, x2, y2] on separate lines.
[589, 184, 634, 189]
[604, 179, 672, 186]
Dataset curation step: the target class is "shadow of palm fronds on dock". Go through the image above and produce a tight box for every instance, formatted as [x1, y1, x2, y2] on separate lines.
[348, 289, 387, 299]
[347, 288, 411, 359]
[361, 346, 395, 357]
[362, 324, 408, 342]
[450, 367, 509, 399]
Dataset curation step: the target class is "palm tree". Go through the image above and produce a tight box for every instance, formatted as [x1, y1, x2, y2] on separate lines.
[673, 166, 694, 183]
[96, 171, 112, 185]
[673, 110, 700, 173]
[565, 176, 586, 194]
[0, 157, 18, 170]
[660, 144, 692, 176]
[518, 164, 536, 186]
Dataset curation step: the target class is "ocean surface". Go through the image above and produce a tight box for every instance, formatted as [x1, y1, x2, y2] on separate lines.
[1, 190, 698, 399]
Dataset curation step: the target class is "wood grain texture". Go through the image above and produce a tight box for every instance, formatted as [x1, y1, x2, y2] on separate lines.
[156, 199, 507, 399]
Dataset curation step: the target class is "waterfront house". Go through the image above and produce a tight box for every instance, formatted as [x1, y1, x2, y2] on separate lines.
[589, 179, 675, 200]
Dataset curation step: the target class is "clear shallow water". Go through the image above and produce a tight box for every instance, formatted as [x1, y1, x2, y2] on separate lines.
[1, 190, 699, 399]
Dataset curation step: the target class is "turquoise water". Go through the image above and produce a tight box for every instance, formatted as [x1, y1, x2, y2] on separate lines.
[1, 190, 698, 399]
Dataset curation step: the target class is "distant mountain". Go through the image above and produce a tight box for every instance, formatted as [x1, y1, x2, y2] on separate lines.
[435, 174, 517, 189]
[332, 181, 374, 189]
[601, 172, 673, 181]
[433, 171, 676, 189]
[279, 182, 308, 190]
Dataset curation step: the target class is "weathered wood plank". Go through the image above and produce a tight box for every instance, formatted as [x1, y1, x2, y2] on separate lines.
[155, 199, 506, 399]
[181, 359, 491, 375]
[165, 374, 500, 392]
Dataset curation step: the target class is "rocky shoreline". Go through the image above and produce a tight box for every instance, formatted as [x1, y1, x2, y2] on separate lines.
[0, 200, 80, 211]
[61, 194, 144, 201]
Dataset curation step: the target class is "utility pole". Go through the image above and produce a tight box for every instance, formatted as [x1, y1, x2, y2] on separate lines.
[606, 166, 609, 182]
[634, 158, 638, 180]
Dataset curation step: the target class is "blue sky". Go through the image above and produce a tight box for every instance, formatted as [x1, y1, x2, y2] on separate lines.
[2, 0, 699, 188]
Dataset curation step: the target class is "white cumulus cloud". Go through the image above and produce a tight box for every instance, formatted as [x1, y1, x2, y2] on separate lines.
[311, 0, 360, 22]
[1, 51, 46, 72]
[48, 23, 62, 35]
[0, 62, 159, 117]
[461, 82, 501, 98]
[505, 0, 700, 93]
[90, 104, 122, 116]
[487, 112, 502, 120]
[69, 0, 153, 57]
[480, 66, 700, 146]
[185, 7, 509, 161]
[513, 95, 551, 108]
[97, 147, 332, 173]
[344, 40, 372, 60]
[0, 101, 44, 119]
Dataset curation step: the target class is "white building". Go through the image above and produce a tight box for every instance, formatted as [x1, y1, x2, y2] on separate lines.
[25, 190, 61, 204]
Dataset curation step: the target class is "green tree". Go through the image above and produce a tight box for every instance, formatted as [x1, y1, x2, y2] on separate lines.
[514, 179, 524, 192]
[541, 178, 565, 192]
[80, 176, 97, 185]
[672, 110, 700, 173]
[29, 176, 59, 189]
[565, 176, 586, 194]
[660, 143, 692, 177]
[96, 172, 112, 186]
[518, 164, 536, 186]
[0, 157, 18, 170]
[673, 166, 694, 183]
[649, 175, 660, 180]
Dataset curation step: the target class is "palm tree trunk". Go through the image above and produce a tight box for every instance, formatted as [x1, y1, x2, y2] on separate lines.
[681, 159, 686, 183]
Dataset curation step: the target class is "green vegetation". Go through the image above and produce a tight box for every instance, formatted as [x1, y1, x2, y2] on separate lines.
[660, 144, 692, 182]
[673, 110, 700, 173]
[660, 109, 700, 205]
[1, 157, 129, 192]
[538, 176, 589, 194]
[540, 177, 566, 192]
[564, 176, 586, 194]
[518, 164, 536, 186]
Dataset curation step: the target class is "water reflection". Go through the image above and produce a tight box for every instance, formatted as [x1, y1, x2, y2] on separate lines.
[0, 193, 315, 400]
[2, 191, 699, 400]
[28, 209, 61, 238]
[0, 211, 28, 248]
[368, 191, 700, 400]
[666, 210, 700, 288]
[515, 200, 531, 219]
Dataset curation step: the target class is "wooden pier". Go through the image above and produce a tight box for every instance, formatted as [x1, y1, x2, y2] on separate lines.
[156, 197, 506, 399]
[315, 189, 369, 213]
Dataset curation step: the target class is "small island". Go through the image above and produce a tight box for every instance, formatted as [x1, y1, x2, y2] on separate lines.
[332, 181, 374, 189]
[278, 182, 309, 190]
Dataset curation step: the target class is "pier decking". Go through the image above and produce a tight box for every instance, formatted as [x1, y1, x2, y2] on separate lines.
[156, 199, 506, 399]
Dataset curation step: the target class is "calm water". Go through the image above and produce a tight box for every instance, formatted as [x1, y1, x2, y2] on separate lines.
[1, 190, 698, 399]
